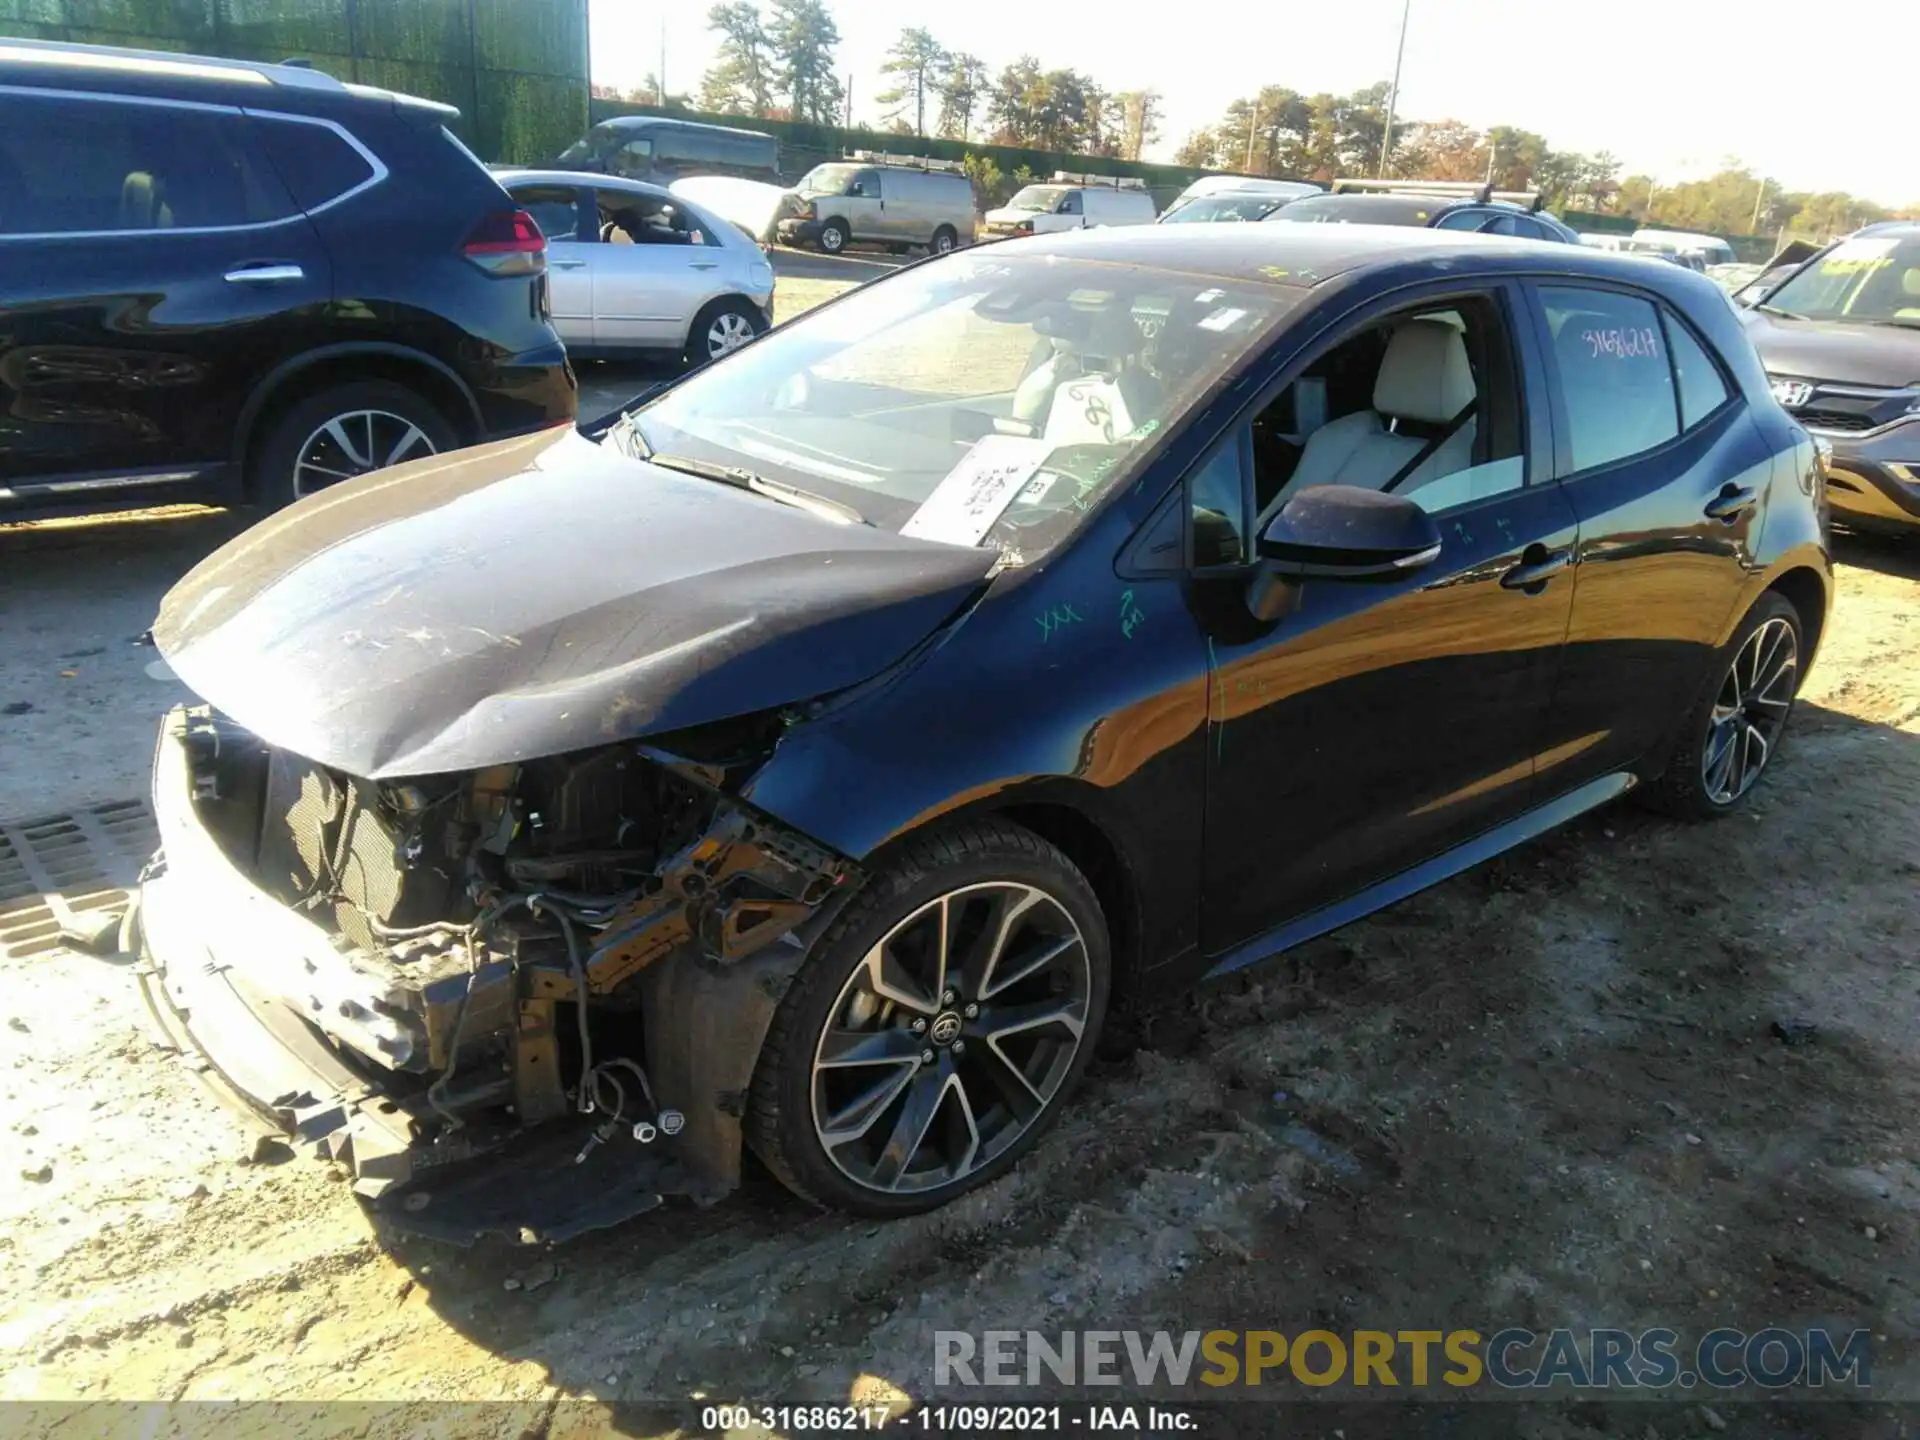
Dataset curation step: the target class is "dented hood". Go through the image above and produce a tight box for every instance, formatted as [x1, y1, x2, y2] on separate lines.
[155, 427, 994, 778]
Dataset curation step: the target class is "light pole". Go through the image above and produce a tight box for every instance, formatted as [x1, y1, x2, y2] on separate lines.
[1377, 0, 1411, 178]
[1245, 97, 1260, 173]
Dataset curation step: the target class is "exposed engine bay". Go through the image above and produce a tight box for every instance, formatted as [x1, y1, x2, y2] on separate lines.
[139, 704, 857, 1242]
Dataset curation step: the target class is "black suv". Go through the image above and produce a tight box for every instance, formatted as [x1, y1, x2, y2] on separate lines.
[0, 40, 576, 522]
[1268, 178, 1583, 244]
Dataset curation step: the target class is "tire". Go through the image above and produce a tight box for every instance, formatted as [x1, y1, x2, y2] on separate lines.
[746, 817, 1111, 1217]
[930, 225, 958, 255]
[1641, 591, 1804, 820]
[685, 297, 767, 367]
[253, 380, 456, 511]
[818, 218, 849, 254]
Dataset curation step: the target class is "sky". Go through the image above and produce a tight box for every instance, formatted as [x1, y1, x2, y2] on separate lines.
[588, 0, 1916, 209]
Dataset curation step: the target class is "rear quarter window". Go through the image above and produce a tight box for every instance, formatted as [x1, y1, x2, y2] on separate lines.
[253, 115, 377, 212]
[1540, 286, 1680, 472]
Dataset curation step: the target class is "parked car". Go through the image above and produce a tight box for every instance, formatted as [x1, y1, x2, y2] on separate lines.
[1167, 175, 1322, 210]
[0, 40, 575, 521]
[981, 173, 1157, 238]
[1634, 228, 1737, 268]
[1158, 191, 1298, 224]
[548, 115, 781, 187]
[1740, 223, 1920, 535]
[777, 153, 976, 256]
[137, 224, 1829, 1234]
[495, 169, 773, 366]
[1270, 179, 1582, 244]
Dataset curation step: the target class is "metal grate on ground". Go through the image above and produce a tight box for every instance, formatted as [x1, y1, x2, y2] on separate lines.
[0, 799, 157, 961]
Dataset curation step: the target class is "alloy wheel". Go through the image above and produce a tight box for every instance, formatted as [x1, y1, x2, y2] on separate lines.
[1702, 615, 1798, 805]
[810, 882, 1090, 1196]
[293, 409, 439, 498]
[706, 310, 758, 358]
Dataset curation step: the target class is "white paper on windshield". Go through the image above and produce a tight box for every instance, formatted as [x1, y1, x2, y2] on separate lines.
[901, 435, 1052, 546]
[1044, 377, 1136, 447]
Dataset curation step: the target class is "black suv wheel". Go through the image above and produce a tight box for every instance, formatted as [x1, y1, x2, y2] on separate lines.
[254, 381, 456, 510]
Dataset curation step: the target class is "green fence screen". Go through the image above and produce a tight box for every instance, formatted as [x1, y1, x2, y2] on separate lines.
[0, 0, 588, 163]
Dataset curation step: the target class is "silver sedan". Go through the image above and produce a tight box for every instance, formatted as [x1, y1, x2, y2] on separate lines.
[495, 169, 776, 365]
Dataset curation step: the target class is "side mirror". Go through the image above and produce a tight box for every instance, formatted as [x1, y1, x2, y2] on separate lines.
[1247, 485, 1442, 620]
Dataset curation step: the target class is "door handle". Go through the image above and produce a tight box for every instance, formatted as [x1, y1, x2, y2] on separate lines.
[550, 258, 586, 269]
[691, 261, 719, 270]
[223, 263, 304, 284]
[1500, 545, 1572, 592]
[1704, 484, 1757, 522]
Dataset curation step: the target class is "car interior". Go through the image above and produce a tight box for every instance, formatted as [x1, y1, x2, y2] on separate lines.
[597, 194, 709, 247]
[1249, 297, 1527, 525]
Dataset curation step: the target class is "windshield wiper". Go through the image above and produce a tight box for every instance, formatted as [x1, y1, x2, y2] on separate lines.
[1754, 304, 1804, 320]
[646, 452, 868, 526]
[1864, 317, 1920, 331]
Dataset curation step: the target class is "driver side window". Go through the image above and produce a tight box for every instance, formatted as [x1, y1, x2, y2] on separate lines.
[1058, 191, 1083, 216]
[1248, 293, 1528, 526]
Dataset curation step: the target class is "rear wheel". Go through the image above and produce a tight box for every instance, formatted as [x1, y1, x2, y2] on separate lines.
[253, 380, 456, 510]
[1642, 591, 1803, 819]
[686, 297, 767, 366]
[930, 225, 958, 255]
[818, 218, 849, 254]
[747, 818, 1109, 1216]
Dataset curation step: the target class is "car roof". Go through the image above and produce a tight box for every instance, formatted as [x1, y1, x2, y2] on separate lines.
[597, 114, 775, 141]
[0, 37, 455, 116]
[494, 168, 672, 199]
[1010, 221, 1731, 301]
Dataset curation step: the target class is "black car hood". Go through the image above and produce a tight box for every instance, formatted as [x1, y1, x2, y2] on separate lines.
[155, 428, 995, 778]
[1742, 310, 1920, 387]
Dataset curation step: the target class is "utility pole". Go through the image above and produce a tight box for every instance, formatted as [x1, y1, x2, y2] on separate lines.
[1485, 136, 1496, 187]
[1750, 177, 1768, 233]
[1245, 97, 1259, 173]
[1378, 0, 1410, 178]
[658, 15, 666, 106]
[844, 73, 853, 130]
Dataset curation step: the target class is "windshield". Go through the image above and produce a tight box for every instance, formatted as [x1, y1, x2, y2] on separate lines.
[1762, 236, 1920, 325]
[1163, 194, 1284, 224]
[1007, 185, 1071, 213]
[555, 122, 626, 165]
[628, 251, 1297, 559]
[797, 163, 863, 197]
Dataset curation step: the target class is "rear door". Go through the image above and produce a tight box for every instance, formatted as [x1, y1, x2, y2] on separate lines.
[504, 180, 594, 346]
[0, 87, 329, 508]
[1525, 281, 1769, 791]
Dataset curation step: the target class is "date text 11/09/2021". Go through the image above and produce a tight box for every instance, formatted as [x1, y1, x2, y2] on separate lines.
[699, 1406, 1193, 1433]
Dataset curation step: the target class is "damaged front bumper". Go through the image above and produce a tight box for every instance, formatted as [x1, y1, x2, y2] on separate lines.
[135, 705, 856, 1243]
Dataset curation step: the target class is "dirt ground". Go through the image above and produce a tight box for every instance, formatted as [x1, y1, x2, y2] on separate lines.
[3, 303, 1918, 1434]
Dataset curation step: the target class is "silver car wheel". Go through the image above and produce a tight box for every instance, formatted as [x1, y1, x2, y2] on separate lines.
[293, 409, 438, 499]
[706, 310, 758, 358]
[1702, 615, 1798, 805]
[809, 881, 1090, 1196]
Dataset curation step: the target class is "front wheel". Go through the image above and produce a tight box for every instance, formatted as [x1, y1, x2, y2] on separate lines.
[686, 297, 767, 366]
[1642, 591, 1803, 819]
[818, 218, 849, 254]
[747, 819, 1110, 1216]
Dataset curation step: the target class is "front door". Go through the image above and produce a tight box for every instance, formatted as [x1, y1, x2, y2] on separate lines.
[588, 188, 723, 349]
[0, 87, 330, 501]
[1524, 282, 1771, 790]
[1199, 284, 1578, 957]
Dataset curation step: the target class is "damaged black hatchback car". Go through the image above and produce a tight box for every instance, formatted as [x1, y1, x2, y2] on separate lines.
[138, 225, 1831, 1237]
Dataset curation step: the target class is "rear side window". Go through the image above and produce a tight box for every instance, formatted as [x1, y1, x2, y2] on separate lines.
[510, 184, 583, 242]
[1540, 286, 1680, 473]
[253, 116, 376, 212]
[0, 90, 294, 235]
[1662, 313, 1732, 428]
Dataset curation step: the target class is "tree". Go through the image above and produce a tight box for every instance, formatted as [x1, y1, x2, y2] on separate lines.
[876, 27, 946, 136]
[699, 2, 775, 117]
[768, 0, 842, 125]
[1173, 128, 1217, 169]
[936, 52, 988, 142]
[640, 73, 692, 110]
[987, 55, 1045, 145]
[1115, 90, 1162, 163]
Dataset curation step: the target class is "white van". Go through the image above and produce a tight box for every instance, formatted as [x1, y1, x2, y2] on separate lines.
[778, 153, 976, 255]
[982, 174, 1156, 238]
